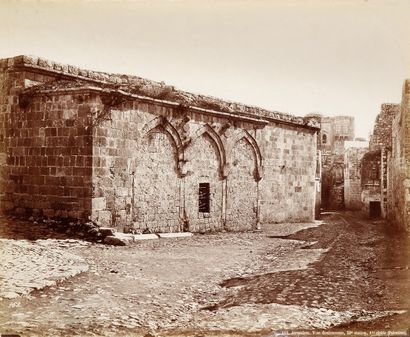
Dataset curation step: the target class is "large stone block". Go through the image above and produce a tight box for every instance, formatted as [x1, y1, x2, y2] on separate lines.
[92, 197, 106, 211]
[103, 235, 127, 246]
[98, 210, 112, 227]
[157, 232, 193, 238]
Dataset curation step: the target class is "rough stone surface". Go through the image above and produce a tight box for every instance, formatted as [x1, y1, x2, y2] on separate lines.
[312, 114, 355, 210]
[0, 55, 319, 234]
[1, 213, 408, 336]
[0, 55, 320, 128]
[369, 103, 400, 151]
[134, 233, 159, 240]
[360, 150, 382, 216]
[344, 147, 368, 210]
[316, 115, 355, 155]
[98, 227, 115, 237]
[388, 80, 410, 230]
[360, 103, 400, 218]
[157, 232, 192, 238]
[0, 238, 88, 299]
[103, 235, 129, 246]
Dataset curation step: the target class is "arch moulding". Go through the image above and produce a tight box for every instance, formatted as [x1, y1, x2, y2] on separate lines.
[188, 123, 227, 179]
[227, 129, 263, 181]
[141, 116, 187, 177]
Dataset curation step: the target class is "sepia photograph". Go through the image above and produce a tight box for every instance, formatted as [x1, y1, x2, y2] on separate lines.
[0, 0, 410, 336]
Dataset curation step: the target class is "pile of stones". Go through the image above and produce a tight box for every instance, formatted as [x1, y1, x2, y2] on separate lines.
[29, 217, 106, 242]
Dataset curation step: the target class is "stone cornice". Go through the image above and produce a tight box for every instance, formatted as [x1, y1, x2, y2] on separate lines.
[3, 55, 320, 131]
[22, 85, 270, 126]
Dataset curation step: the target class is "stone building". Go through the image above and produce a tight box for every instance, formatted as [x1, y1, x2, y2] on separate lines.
[308, 115, 355, 210]
[363, 103, 400, 218]
[343, 140, 368, 210]
[387, 80, 410, 230]
[360, 150, 382, 217]
[319, 116, 355, 156]
[0, 55, 320, 233]
[341, 104, 399, 218]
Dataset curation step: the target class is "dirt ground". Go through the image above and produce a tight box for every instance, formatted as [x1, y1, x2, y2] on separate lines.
[0, 212, 409, 337]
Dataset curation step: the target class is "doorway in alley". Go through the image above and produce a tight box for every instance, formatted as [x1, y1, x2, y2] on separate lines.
[369, 201, 381, 218]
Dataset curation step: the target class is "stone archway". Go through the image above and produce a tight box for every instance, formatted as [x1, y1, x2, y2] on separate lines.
[133, 128, 181, 233]
[226, 137, 260, 231]
[184, 132, 224, 232]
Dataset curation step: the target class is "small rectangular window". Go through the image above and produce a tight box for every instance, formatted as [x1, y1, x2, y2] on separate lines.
[198, 183, 210, 213]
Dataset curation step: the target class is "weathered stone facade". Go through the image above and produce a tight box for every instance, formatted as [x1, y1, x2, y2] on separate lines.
[0, 55, 319, 233]
[358, 103, 400, 218]
[388, 81, 410, 230]
[344, 144, 368, 210]
[321, 154, 345, 210]
[308, 115, 355, 210]
[369, 104, 399, 151]
[318, 116, 355, 156]
[360, 150, 382, 217]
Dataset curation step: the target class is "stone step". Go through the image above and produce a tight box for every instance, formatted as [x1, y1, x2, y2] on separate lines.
[103, 231, 193, 246]
[157, 232, 193, 239]
[133, 234, 159, 240]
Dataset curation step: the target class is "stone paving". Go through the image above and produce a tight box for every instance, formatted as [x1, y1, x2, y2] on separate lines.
[0, 238, 89, 299]
[0, 213, 408, 336]
[191, 303, 404, 332]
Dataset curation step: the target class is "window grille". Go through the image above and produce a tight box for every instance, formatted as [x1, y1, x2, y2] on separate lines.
[198, 183, 210, 213]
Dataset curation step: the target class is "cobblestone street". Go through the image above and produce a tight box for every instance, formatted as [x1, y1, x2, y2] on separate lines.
[0, 212, 409, 336]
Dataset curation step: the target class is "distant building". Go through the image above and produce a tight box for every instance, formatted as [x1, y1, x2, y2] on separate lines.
[384, 88, 410, 230]
[362, 103, 399, 218]
[344, 140, 369, 210]
[307, 115, 355, 210]
[319, 116, 355, 155]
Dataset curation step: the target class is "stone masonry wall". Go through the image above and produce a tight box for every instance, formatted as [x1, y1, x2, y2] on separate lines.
[225, 138, 258, 230]
[363, 103, 399, 218]
[133, 131, 181, 232]
[91, 100, 317, 232]
[344, 147, 367, 210]
[360, 150, 381, 210]
[369, 104, 400, 151]
[316, 115, 354, 210]
[321, 154, 344, 210]
[389, 80, 410, 230]
[0, 61, 93, 218]
[317, 116, 354, 154]
[184, 133, 224, 232]
[0, 68, 10, 203]
[257, 124, 317, 225]
[0, 55, 319, 233]
[6, 92, 93, 218]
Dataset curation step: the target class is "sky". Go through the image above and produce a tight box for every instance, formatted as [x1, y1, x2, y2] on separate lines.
[1, 0, 409, 139]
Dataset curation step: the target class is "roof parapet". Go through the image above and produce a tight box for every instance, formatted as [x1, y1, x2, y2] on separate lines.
[2, 55, 320, 130]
